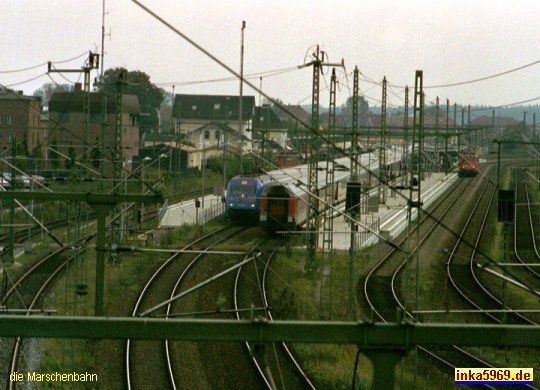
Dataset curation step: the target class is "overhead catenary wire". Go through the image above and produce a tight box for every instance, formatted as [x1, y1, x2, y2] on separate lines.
[155, 65, 300, 87]
[0, 51, 89, 74]
[131, 0, 540, 273]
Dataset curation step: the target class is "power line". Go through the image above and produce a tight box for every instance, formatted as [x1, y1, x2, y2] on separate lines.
[0, 51, 89, 74]
[155, 66, 300, 87]
[5, 73, 48, 88]
[423, 59, 540, 89]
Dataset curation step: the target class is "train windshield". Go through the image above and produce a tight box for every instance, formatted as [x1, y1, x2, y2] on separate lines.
[230, 184, 256, 196]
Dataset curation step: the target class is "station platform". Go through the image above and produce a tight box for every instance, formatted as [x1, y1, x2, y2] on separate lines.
[160, 194, 224, 227]
[324, 172, 458, 251]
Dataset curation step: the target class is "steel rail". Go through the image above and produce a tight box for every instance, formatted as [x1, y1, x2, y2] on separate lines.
[260, 244, 318, 390]
[124, 225, 246, 390]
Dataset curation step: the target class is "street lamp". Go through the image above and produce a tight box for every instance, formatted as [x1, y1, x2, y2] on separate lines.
[158, 153, 167, 178]
[140, 156, 152, 225]
[199, 143, 206, 208]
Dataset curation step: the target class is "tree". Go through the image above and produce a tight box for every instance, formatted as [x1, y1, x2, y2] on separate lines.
[340, 95, 369, 121]
[33, 83, 73, 107]
[94, 68, 165, 135]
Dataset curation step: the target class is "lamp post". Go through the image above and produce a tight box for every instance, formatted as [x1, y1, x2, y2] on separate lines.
[224, 97, 229, 192]
[140, 156, 152, 225]
[158, 153, 167, 178]
[199, 143, 206, 208]
[239, 21, 246, 173]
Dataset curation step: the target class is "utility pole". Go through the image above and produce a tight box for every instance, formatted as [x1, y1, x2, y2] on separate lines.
[305, 45, 322, 271]
[348, 66, 360, 320]
[112, 71, 127, 252]
[403, 86, 409, 177]
[435, 96, 440, 172]
[301, 45, 343, 271]
[319, 68, 337, 319]
[404, 70, 424, 388]
[100, 0, 109, 78]
[48, 52, 100, 159]
[445, 99, 449, 174]
[405, 70, 424, 316]
[238, 21, 246, 173]
[467, 105, 471, 151]
[379, 77, 387, 204]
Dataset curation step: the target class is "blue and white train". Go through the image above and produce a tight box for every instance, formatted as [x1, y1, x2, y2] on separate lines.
[225, 175, 274, 224]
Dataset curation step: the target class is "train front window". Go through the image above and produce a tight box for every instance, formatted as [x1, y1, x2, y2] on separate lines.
[231, 184, 255, 196]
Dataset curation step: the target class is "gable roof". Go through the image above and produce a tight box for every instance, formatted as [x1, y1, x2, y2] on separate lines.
[0, 88, 41, 102]
[49, 92, 140, 114]
[172, 94, 256, 121]
[274, 104, 309, 124]
[471, 115, 517, 127]
[252, 105, 286, 130]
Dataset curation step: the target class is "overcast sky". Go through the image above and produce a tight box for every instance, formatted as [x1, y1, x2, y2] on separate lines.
[2, 0, 540, 110]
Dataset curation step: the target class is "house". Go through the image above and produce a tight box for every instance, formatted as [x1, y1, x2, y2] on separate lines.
[48, 83, 140, 174]
[251, 105, 288, 163]
[274, 104, 309, 125]
[171, 94, 256, 153]
[471, 115, 517, 129]
[0, 88, 45, 161]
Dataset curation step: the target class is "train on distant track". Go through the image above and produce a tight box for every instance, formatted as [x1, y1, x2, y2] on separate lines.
[224, 174, 274, 224]
[458, 153, 479, 177]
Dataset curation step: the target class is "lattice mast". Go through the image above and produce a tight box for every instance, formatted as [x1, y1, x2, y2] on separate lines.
[322, 68, 337, 253]
[111, 71, 126, 250]
[351, 67, 360, 181]
[435, 96, 440, 172]
[403, 86, 409, 176]
[405, 70, 424, 316]
[348, 66, 360, 320]
[47, 52, 99, 159]
[319, 68, 337, 318]
[305, 46, 322, 271]
[445, 99, 450, 174]
[379, 77, 388, 204]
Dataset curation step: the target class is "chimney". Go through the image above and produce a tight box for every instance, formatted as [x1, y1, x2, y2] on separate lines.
[74, 83, 82, 92]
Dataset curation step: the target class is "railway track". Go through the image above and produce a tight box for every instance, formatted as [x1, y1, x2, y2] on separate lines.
[513, 167, 540, 281]
[125, 225, 269, 389]
[364, 163, 538, 388]
[233, 237, 315, 390]
[0, 244, 95, 390]
[363, 170, 484, 388]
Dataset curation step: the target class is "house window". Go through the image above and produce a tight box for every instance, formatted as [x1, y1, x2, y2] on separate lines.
[6, 115, 12, 125]
[215, 130, 220, 140]
[192, 105, 197, 111]
[213, 103, 221, 110]
[204, 130, 210, 140]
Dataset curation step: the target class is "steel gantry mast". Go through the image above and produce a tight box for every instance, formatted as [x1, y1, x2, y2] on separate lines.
[319, 68, 337, 318]
[348, 66, 360, 319]
[379, 77, 388, 204]
[304, 46, 322, 271]
[402, 70, 424, 388]
[351, 67, 360, 181]
[110, 71, 127, 257]
[304, 46, 343, 271]
[405, 70, 424, 316]
[47, 52, 100, 159]
[402, 86, 409, 178]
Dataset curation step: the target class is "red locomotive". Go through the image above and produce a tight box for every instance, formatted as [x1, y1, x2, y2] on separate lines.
[458, 153, 479, 177]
